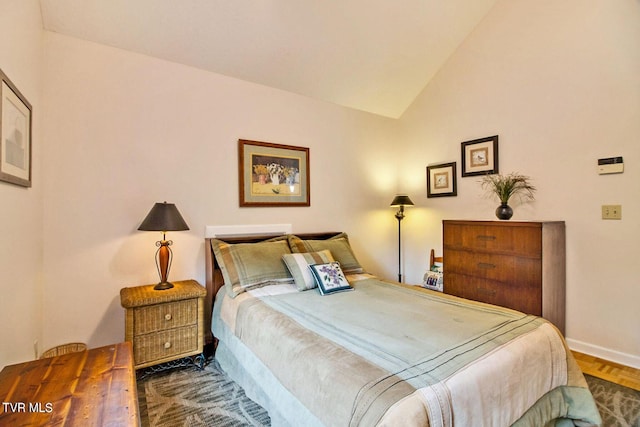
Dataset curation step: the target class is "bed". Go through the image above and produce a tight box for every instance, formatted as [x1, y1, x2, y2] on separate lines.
[204, 230, 601, 427]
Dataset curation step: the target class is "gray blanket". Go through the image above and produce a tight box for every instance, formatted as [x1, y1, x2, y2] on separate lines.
[213, 277, 601, 426]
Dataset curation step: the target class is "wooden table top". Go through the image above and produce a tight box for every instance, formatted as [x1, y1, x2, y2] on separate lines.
[0, 342, 140, 426]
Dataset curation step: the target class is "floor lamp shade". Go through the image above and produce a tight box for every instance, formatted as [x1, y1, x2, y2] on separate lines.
[390, 195, 414, 282]
[138, 202, 189, 290]
[390, 195, 414, 208]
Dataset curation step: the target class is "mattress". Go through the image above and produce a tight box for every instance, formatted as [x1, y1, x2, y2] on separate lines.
[212, 275, 601, 427]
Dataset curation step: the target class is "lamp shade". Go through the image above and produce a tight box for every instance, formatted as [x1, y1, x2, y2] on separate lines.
[390, 195, 414, 207]
[138, 202, 189, 232]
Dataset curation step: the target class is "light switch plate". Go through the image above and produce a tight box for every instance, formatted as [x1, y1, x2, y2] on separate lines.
[602, 204, 622, 220]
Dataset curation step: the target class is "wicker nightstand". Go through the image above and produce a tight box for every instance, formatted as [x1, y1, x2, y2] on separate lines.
[120, 279, 207, 370]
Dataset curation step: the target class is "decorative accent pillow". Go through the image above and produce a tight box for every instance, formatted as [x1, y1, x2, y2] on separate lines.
[282, 250, 335, 291]
[210, 237, 294, 298]
[309, 262, 353, 295]
[288, 233, 364, 274]
[422, 267, 444, 292]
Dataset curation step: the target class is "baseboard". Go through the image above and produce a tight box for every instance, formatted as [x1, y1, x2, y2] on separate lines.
[566, 338, 640, 369]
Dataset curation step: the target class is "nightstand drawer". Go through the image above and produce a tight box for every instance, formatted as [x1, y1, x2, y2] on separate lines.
[133, 325, 198, 365]
[133, 299, 197, 335]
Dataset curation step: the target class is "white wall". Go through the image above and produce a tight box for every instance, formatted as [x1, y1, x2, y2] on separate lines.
[3, 0, 637, 370]
[0, 0, 44, 366]
[397, 0, 640, 367]
[40, 32, 399, 351]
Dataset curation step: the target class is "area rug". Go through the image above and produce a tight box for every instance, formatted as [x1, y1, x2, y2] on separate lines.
[585, 374, 640, 427]
[138, 360, 639, 427]
[137, 359, 270, 427]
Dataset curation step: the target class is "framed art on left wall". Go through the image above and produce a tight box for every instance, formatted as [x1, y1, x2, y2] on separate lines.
[0, 68, 32, 187]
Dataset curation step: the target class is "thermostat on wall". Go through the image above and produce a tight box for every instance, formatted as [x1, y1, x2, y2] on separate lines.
[598, 156, 624, 175]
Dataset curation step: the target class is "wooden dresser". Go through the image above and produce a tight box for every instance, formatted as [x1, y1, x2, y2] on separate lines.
[443, 220, 566, 334]
[0, 342, 139, 426]
[120, 279, 206, 370]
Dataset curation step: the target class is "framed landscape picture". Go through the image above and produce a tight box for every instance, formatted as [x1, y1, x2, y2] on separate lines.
[0, 68, 32, 187]
[427, 162, 457, 198]
[238, 139, 310, 207]
[461, 135, 499, 177]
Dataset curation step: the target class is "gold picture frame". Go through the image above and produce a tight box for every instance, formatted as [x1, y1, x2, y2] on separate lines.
[238, 139, 310, 207]
[0, 68, 32, 187]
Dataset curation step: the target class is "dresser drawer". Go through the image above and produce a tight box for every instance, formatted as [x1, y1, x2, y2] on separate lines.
[133, 325, 199, 365]
[444, 249, 541, 284]
[445, 272, 542, 315]
[133, 299, 197, 335]
[444, 222, 542, 257]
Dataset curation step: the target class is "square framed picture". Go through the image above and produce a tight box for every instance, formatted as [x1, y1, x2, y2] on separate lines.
[0, 68, 32, 187]
[238, 139, 310, 207]
[427, 162, 457, 198]
[461, 135, 499, 177]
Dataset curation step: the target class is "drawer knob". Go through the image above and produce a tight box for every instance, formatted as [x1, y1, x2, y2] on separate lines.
[164, 341, 171, 349]
[165, 313, 172, 321]
[477, 262, 496, 269]
[477, 287, 497, 296]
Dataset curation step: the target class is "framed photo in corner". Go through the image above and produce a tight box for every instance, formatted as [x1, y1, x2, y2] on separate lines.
[0, 68, 32, 187]
[239, 139, 310, 207]
[461, 135, 498, 177]
[427, 162, 457, 198]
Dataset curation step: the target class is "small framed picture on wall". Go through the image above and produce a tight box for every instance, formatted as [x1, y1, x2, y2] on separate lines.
[0, 68, 32, 187]
[427, 162, 457, 198]
[461, 135, 499, 177]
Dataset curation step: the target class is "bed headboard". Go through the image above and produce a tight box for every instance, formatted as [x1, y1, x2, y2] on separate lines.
[203, 227, 341, 345]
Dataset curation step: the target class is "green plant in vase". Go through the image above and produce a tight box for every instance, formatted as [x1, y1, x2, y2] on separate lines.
[480, 172, 536, 220]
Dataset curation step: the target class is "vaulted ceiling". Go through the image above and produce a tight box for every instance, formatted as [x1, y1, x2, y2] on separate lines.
[39, 0, 498, 118]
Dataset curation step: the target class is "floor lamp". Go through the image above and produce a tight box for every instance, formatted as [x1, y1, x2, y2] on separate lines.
[390, 195, 414, 282]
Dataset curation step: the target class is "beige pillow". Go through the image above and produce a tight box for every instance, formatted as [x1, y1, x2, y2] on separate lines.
[211, 236, 293, 297]
[287, 233, 364, 274]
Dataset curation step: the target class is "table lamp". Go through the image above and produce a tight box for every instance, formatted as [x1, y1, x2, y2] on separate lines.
[138, 202, 189, 290]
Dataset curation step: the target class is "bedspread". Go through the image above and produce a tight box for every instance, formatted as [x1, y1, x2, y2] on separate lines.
[213, 277, 601, 427]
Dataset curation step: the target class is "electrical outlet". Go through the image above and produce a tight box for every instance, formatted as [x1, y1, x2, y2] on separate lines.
[602, 204, 622, 220]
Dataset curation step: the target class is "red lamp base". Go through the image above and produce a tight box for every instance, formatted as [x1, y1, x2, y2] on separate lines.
[154, 240, 175, 291]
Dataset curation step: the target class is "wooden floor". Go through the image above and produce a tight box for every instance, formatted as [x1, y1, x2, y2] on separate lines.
[573, 351, 640, 391]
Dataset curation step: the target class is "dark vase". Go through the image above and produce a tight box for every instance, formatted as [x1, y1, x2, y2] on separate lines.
[495, 203, 513, 220]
